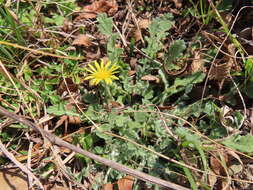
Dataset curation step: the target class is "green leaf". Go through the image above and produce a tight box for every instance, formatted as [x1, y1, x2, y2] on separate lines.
[107, 34, 123, 62]
[173, 71, 205, 87]
[97, 13, 113, 36]
[83, 93, 100, 104]
[149, 13, 173, 38]
[47, 104, 79, 116]
[217, 0, 233, 11]
[127, 121, 141, 129]
[134, 112, 148, 122]
[97, 14, 123, 62]
[222, 134, 253, 153]
[182, 166, 198, 190]
[53, 15, 65, 26]
[175, 127, 201, 145]
[166, 40, 186, 64]
[160, 72, 206, 103]
[95, 124, 111, 140]
[142, 13, 174, 59]
[79, 134, 93, 150]
[115, 115, 127, 127]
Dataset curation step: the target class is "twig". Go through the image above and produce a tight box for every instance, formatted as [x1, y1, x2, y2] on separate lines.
[0, 41, 83, 60]
[201, 2, 247, 103]
[156, 106, 179, 140]
[27, 140, 34, 189]
[0, 105, 190, 190]
[229, 76, 246, 129]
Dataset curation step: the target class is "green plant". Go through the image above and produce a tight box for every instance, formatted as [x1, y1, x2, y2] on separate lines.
[97, 13, 123, 63]
[188, 0, 213, 25]
[142, 13, 174, 59]
[2, 1, 253, 189]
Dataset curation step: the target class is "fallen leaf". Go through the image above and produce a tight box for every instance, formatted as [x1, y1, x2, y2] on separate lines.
[138, 19, 151, 29]
[72, 34, 92, 47]
[86, 48, 101, 60]
[133, 19, 150, 42]
[130, 58, 137, 70]
[210, 149, 229, 175]
[208, 170, 217, 189]
[102, 183, 113, 190]
[57, 78, 78, 95]
[190, 51, 203, 73]
[75, 0, 118, 20]
[133, 30, 142, 42]
[68, 115, 81, 124]
[108, 100, 123, 109]
[117, 175, 134, 190]
[63, 19, 73, 33]
[141, 75, 160, 83]
[51, 187, 69, 190]
[209, 59, 232, 81]
[128, 70, 136, 76]
[171, 0, 182, 8]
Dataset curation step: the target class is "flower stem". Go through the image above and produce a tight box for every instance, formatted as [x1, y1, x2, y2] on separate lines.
[102, 82, 114, 105]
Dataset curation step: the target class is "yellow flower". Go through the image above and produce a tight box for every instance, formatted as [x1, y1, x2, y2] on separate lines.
[84, 60, 120, 85]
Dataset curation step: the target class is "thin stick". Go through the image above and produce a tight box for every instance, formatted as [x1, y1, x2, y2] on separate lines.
[27, 140, 34, 189]
[0, 41, 83, 60]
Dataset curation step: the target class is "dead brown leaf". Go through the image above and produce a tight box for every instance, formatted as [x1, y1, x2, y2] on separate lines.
[209, 59, 232, 81]
[130, 58, 137, 70]
[208, 170, 217, 189]
[72, 34, 92, 47]
[86, 48, 101, 60]
[190, 51, 204, 73]
[57, 78, 78, 96]
[141, 75, 160, 83]
[133, 30, 142, 42]
[68, 115, 81, 125]
[210, 149, 230, 176]
[102, 183, 113, 190]
[51, 187, 69, 190]
[117, 175, 134, 190]
[133, 19, 150, 42]
[128, 70, 136, 76]
[108, 100, 123, 109]
[76, 0, 118, 20]
[138, 19, 151, 29]
[63, 19, 73, 33]
[170, 0, 182, 8]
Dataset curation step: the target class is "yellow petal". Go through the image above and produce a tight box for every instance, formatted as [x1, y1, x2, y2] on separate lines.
[94, 79, 101, 85]
[88, 63, 97, 72]
[94, 61, 101, 71]
[85, 68, 95, 74]
[90, 79, 95, 85]
[110, 75, 119, 80]
[100, 59, 105, 70]
[84, 75, 95, 80]
[105, 78, 112, 84]
[105, 61, 111, 69]
[110, 70, 119, 74]
[109, 65, 120, 72]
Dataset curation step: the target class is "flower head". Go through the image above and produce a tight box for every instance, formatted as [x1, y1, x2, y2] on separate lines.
[84, 60, 120, 85]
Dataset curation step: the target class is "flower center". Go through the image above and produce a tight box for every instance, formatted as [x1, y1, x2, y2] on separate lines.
[94, 70, 111, 80]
